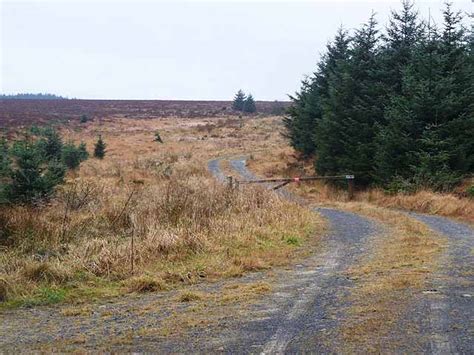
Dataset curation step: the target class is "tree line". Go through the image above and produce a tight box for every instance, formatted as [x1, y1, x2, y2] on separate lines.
[284, 1, 473, 192]
[0, 93, 68, 100]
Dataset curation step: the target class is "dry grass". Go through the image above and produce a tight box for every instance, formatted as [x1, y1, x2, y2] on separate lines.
[125, 276, 166, 293]
[143, 281, 273, 337]
[0, 116, 322, 307]
[334, 203, 446, 352]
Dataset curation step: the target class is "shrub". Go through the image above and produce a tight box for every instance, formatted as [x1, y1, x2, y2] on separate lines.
[94, 135, 106, 159]
[78, 142, 89, 161]
[61, 142, 88, 170]
[5, 141, 66, 203]
[80, 114, 88, 123]
[35, 126, 63, 161]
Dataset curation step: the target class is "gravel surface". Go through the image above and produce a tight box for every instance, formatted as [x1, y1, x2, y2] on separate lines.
[193, 157, 379, 353]
[409, 213, 474, 354]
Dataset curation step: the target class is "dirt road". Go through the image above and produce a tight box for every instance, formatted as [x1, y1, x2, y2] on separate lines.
[0, 157, 472, 353]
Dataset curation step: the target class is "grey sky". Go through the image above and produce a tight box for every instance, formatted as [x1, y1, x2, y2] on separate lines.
[1, 0, 471, 100]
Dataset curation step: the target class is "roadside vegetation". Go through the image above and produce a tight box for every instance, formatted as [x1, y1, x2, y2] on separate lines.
[0, 117, 322, 308]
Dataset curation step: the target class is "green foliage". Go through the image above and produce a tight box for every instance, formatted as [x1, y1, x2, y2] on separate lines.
[285, 1, 473, 191]
[243, 94, 257, 113]
[78, 142, 89, 161]
[35, 126, 63, 161]
[0, 128, 88, 204]
[80, 114, 89, 123]
[94, 135, 106, 159]
[5, 140, 66, 203]
[232, 90, 246, 111]
[285, 236, 300, 246]
[62, 142, 88, 170]
[154, 131, 163, 143]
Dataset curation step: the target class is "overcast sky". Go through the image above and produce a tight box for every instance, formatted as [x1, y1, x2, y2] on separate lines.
[1, 0, 471, 100]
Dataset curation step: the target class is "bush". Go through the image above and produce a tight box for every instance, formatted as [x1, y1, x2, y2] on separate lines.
[1, 128, 88, 204]
[35, 126, 63, 161]
[61, 142, 88, 170]
[80, 115, 88, 123]
[94, 135, 106, 159]
[5, 141, 66, 203]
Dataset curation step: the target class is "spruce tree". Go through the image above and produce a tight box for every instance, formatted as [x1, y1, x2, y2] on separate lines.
[78, 142, 89, 161]
[61, 142, 84, 170]
[36, 127, 63, 161]
[380, 0, 423, 95]
[6, 140, 66, 202]
[243, 94, 257, 113]
[93, 135, 106, 159]
[232, 90, 246, 111]
[286, 1, 472, 190]
[285, 27, 350, 158]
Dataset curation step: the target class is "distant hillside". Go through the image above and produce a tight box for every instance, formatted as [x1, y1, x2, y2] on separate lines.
[0, 93, 68, 100]
[0, 99, 291, 127]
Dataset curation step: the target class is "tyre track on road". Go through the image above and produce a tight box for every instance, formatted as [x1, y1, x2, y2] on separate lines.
[409, 213, 474, 354]
[207, 157, 379, 353]
[211, 156, 473, 354]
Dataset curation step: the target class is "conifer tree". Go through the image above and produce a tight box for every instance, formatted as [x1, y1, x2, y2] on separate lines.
[36, 127, 63, 161]
[6, 140, 66, 202]
[284, 27, 350, 158]
[232, 90, 246, 111]
[93, 135, 106, 159]
[243, 94, 257, 113]
[285, 1, 472, 190]
[78, 142, 89, 161]
[381, 0, 423, 95]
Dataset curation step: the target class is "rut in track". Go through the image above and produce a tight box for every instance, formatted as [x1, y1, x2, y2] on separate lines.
[208, 156, 473, 354]
[203, 157, 380, 353]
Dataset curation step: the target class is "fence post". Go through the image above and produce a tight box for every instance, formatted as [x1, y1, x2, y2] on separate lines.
[346, 175, 355, 200]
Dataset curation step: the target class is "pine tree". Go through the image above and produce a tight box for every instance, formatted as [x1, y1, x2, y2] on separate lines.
[332, 13, 383, 184]
[285, 1, 472, 190]
[36, 127, 63, 161]
[381, 0, 423, 95]
[6, 140, 66, 202]
[61, 142, 85, 170]
[314, 27, 355, 177]
[284, 27, 350, 158]
[93, 135, 106, 159]
[78, 142, 89, 161]
[243, 94, 257, 113]
[232, 90, 246, 111]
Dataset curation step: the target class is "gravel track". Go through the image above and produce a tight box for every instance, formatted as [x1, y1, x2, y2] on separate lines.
[202, 157, 380, 353]
[212, 157, 473, 354]
[0, 158, 471, 353]
[409, 213, 474, 354]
